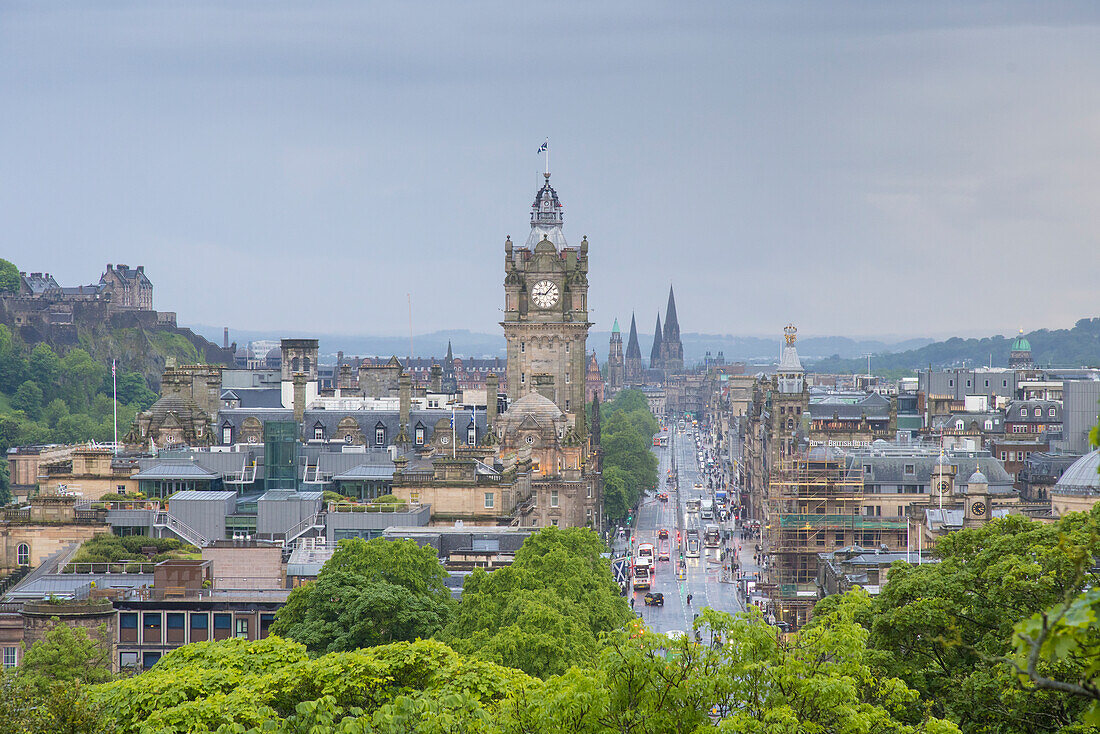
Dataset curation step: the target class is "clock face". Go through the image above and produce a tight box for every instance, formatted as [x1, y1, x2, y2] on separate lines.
[441, 436, 450, 445]
[971, 501, 986, 516]
[531, 280, 559, 309]
[938, 480, 951, 495]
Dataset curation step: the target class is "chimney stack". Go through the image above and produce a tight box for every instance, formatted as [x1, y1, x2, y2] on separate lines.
[223, 327, 229, 349]
[429, 364, 442, 394]
[486, 373, 498, 431]
[399, 372, 411, 432]
[293, 373, 307, 423]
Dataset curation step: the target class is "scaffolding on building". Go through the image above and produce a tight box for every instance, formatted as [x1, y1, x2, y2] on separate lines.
[763, 456, 907, 629]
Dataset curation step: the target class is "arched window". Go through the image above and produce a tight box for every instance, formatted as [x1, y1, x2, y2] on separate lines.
[292, 357, 300, 372]
[16, 543, 29, 566]
[303, 357, 311, 373]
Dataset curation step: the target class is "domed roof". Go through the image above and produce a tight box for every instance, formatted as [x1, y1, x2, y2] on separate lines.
[1011, 330, 1031, 352]
[501, 391, 565, 428]
[1054, 449, 1100, 492]
[968, 468, 988, 485]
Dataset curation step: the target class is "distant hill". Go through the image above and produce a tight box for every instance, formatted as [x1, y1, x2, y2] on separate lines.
[809, 317, 1100, 374]
[193, 325, 931, 364]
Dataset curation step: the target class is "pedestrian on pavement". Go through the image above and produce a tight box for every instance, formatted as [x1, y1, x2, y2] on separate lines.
[630, 597, 635, 609]
[687, 593, 693, 606]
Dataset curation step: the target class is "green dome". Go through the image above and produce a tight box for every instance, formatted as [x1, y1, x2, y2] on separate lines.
[1011, 332, 1031, 352]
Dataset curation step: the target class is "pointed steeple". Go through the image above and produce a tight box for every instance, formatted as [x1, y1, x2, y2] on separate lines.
[625, 313, 641, 360]
[441, 340, 457, 393]
[650, 314, 664, 369]
[663, 285, 680, 344]
[612, 318, 620, 334]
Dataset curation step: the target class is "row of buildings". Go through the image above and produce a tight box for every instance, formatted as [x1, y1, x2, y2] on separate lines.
[711, 325, 1100, 629]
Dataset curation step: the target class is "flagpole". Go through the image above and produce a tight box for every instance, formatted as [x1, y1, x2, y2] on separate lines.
[112, 359, 118, 455]
[452, 408, 456, 459]
[545, 138, 549, 175]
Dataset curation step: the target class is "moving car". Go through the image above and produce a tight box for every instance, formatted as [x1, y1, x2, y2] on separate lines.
[657, 492, 669, 502]
[657, 528, 670, 539]
[644, 592, 664, 607]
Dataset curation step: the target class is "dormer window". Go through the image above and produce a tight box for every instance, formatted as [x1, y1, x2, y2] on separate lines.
[1033, 408, 1041, 417]
[955, 420, 964, 430]
[415, 424, 425, 446]
[313, 424, 324, 440]
[375, 425, 386, 445]
[221, 424, 233, 445]
[467, 426, 477, 445]
[984, 419, 993, 431]
[1048, 408, 1056, 417]
[1020, 408, 1027, 417]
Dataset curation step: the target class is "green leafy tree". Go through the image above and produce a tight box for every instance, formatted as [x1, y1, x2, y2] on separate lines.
[90, 636, 528, 734]
[27, 344, 60, 403]
[0, 458, 9, 505]
[832, 507, 1100, 733]
[0, 259, 18, 293]
[271, 537, 454, 654]
[443, 526, 631, 678]
[11, 381, 43, 421]
[271, 570, 452, 654]
[601, 465, 631, 520]
[18, 620, 113, 694]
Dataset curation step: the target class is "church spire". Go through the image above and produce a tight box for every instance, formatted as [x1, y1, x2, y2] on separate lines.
[663, 285, 680, 344]
[650, 314, 663, 369]
[625, 313, 641, 360]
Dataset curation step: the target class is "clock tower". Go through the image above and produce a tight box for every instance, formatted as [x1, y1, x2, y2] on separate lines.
[502, 172, 591, 436]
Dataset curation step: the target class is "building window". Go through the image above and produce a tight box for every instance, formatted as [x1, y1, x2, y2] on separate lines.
[191, 613, 208, 631]
[1001, 451, 1008, 460]
[551, 490, 559, 508]
[904, 464, 915, 475]
[1048, 408, 1056, 417]
[864, 465, 872, 476]
[375, 427, 385, 445]
[966, 380, 971, 388]
[948, 380, 954, 387]
[16, 543, 29, 566]
[955, 420, 964, 431]
[119, 651, 139, 669]
[520, 342, 525, 353]
[3, 647, 16, 669]
[415, 426, 425, 445]
[1020, 408, 1028, 416]
[551, 519, 559, 526]
[120, 612, 138, 631]
[235, 619, 249, 639]
[1034, 408, 1042, 417]
[314, 426, 324, 440]
[565, 399, 570, 411]
[984, 420, 993, 431]
[565, 342, 570, 353]
[142, 651, 161, 669]
[484, 492, 495, 509]
[521, 373, 525, 384]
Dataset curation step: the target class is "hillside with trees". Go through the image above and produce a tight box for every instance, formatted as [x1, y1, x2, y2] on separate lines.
[811, 317, 1100, 374]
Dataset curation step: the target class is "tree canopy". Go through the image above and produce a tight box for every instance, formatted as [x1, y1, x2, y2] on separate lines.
[271, 537, 454, 654]
[598, 389, 659, 521]
[812, 505, 1100, 733]
[442, 526, 632, 678]
[0, 259, 18, 293]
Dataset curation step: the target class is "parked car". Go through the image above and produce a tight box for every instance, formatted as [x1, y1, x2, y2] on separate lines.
[644, 592, 665, 607]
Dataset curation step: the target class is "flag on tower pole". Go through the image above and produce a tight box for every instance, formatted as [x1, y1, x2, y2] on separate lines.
[112, 359, 118, 455]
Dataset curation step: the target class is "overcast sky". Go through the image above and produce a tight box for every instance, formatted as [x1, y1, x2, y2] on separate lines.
[2, 2, 1099, 343]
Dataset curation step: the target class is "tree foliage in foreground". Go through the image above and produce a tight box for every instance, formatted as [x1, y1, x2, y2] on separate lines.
[82, 604, 960, 734]
[271, 537, 454, 654]
[441, 526, 632, 679]
[813, 505, 1100, 734]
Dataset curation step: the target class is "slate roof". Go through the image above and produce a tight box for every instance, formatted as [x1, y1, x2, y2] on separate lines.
[808, 392, 890, 421]
[221, 388, 284, 408]
[1006, 400, 1061, 424]
[931, 412, 1005, 433]
[1053, 450, 1100, 493]
[333, 464, 396, 481]
[217, 407, 488, 445]
[132, 463, 220, 480]
[854, 453, 1015, 493]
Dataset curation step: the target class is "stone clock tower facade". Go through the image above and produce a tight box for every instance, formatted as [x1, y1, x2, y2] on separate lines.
[502, 173, 591, 437]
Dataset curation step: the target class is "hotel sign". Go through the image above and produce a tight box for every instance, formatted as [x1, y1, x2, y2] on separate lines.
[809, 440, 871, 448]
